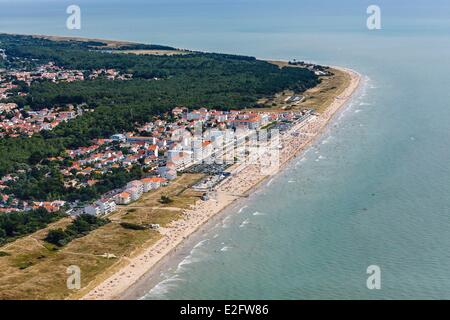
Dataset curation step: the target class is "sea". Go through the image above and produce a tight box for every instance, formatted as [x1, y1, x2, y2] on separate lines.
[2, 0, 450, 299]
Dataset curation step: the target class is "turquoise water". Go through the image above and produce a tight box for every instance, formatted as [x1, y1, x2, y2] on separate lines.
[2, 0, 450, 299]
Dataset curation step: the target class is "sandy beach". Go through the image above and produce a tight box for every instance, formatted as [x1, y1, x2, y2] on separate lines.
[81, 66, 362, 300]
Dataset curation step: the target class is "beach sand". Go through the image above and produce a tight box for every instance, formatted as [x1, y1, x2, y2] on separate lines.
[80, 66, 362, 300]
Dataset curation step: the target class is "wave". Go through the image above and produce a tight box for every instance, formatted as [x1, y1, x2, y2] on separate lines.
[238, 206, 248, 213]
[222, 215, 231, 228]
[141, 274, 185, 300]
[253, 211, 266, 216]
[193, 239, 209, 250]
[176, 254, 201, 273]
[239, 218, 250, 228]
[321, 136, 333, 144]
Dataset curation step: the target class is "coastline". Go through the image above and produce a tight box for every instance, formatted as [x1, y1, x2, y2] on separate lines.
[80, 65, 362, 300]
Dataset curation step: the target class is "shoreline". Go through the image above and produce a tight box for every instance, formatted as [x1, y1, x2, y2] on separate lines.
[80, 65, 362, 300]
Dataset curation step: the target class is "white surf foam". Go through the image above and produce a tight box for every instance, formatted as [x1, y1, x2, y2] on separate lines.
[193, 239, 209, 250]
[253, 211, 266, 216]
[238, 205, 248, 213]
[239, 218, 250, 228]
[141, 274, 184, 299]
[176, 254, 200, 273]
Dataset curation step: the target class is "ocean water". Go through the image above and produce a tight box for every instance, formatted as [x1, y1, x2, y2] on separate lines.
[2, 0, 450, 299]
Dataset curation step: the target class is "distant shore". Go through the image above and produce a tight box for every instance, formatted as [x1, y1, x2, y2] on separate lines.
[79, 64, 362, 300]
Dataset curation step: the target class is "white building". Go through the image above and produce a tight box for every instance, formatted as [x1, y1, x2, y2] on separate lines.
[141, 177, 166, 192]
[84, 204, 102, 216]
[125, 180, 144, 201]
[116, 191, 131, 205]
[126, 180, 144, 194]
[110, 134, 126, 143]
[84, 199, 117, 216]
[158, 165, 177, 180]
[127, 187, 142, 201]
[96, 199, 117, 214]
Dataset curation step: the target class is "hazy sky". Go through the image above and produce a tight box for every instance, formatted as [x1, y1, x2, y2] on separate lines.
[1, 0, 449, 52]
[1, 0, 449, 16]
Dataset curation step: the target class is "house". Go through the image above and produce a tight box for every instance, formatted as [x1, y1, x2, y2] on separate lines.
[172, 107, 187, 117]
[116, 192, 131, 205]
[32, 201, 64, 213]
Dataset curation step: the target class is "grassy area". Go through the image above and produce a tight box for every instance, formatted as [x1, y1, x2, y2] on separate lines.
[32, 34, 135, 49]
[31, 35, 187, 53]
[0, 173, 204, 299]
[257, 61, 351, 114]
[296, 68, 351, 113]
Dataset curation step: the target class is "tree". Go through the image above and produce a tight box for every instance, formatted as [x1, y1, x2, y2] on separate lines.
[45, 229, 68, 246]
[159, 195, 173, 204]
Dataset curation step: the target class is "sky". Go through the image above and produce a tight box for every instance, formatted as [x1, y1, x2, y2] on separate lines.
[1, 0, 449, 49]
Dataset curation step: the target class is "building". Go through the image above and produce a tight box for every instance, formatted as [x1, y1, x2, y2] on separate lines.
[110, 134, 126, 143]
[147, 144, 159, 157]
[126, 136, 157, 144]
[125, 180, 144, 201]
[32, 201, 66, 213]
[96, 199, 117, 214]
[84, 204, 102, 216]
[187, 109, 210, 121]
[127, 187, 142, 201]
[141, 177, 166, 192]
[172, 107, 187, 117]
[116, 192, 131, 205]
[126, 180, 144, 193]
[227, 115, 262, 130]
[158, 165, 177, 180]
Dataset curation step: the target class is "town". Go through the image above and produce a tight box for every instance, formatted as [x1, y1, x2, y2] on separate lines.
[0, 103, 313, 216]
[0, 56, 131, 137]
[0, 49, 315, 221]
